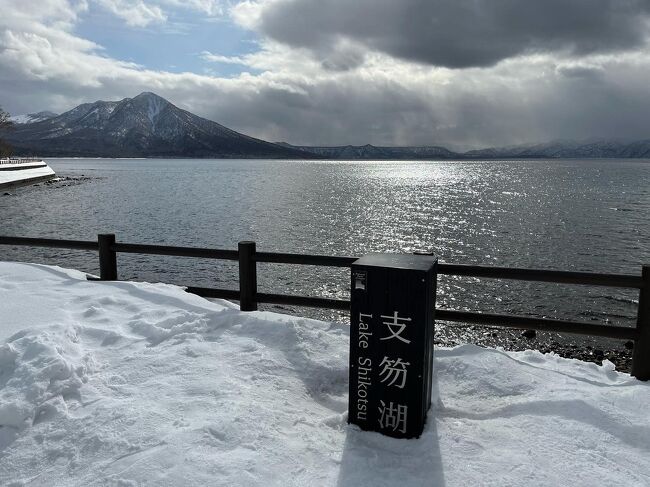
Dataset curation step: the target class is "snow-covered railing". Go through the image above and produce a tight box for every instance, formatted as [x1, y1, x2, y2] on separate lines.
[0, 157, 43, 165]
[0, 233, 648, 380]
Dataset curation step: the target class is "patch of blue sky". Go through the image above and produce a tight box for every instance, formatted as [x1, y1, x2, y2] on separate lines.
[75, 3, 260, 77]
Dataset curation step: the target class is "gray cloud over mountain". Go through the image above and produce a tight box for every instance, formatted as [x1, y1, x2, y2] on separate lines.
[254, 0, 650, 68]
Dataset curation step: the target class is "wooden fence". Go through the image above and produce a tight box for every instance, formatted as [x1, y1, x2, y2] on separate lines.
[1, 233, 648, 380]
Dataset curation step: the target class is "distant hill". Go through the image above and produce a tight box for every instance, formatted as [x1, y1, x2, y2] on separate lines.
[276, 143, 459, 159]
[282, 139, 650, 160]
[8, 93, 312, 159]
[464, 139, 650, 159]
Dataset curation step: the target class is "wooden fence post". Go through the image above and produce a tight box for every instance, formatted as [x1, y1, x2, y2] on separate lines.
[632, 265, 650, 381]
[98, 234, 118, 281]
[238, 241, 257, 311]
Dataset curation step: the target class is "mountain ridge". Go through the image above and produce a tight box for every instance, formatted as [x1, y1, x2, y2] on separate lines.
[280, 139, 650, 159]
[6, 93, 650, 159]
[275, 143, 458, 160]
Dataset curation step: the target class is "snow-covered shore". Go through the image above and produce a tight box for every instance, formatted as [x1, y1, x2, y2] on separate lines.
[0, 161, 55, 189]
[0, 262, 649, 486]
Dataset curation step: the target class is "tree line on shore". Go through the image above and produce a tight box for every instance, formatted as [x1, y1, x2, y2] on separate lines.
[0, 106, 13, 157]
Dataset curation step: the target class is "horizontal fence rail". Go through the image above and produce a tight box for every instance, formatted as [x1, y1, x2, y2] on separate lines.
[255, 251, 357, 268]
[113, 242, 239, 260]
[0, 233, 647, 380]
[0, 236, 99, 250]
[438, 263, 644, 289]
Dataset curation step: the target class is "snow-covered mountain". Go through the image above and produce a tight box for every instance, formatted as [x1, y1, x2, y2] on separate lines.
[9, 111, 58, 124]
[8, 93, 311, 158]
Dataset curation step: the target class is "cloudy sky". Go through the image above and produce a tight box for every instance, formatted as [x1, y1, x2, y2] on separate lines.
[1, 0, 650, 149]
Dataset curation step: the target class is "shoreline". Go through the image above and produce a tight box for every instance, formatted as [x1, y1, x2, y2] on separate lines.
[433, 323, 634, 372]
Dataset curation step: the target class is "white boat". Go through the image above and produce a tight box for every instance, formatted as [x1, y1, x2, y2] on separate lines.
[0, 157, 56, 190]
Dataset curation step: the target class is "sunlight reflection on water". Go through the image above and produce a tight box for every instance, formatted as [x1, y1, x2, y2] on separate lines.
[1, 158, 648, 347]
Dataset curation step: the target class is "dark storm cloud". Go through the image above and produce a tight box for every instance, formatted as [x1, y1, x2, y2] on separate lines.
[255, 0, 650, 68]
[203, 77, 440, 146]
[191, 61, 650, 150]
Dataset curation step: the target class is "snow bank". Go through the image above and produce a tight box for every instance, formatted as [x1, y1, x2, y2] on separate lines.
[0, 262, 648, 486]
[0, 162, 55, 188]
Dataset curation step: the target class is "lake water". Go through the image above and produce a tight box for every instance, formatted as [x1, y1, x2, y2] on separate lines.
[1, 158, 649, 349]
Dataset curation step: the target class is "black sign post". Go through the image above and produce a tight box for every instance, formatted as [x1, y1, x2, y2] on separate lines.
[348, 253, 437, 439]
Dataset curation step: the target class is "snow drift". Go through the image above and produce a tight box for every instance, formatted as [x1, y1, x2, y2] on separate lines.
[0, 262, 648, 486]
[0, 161, 55, 189]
